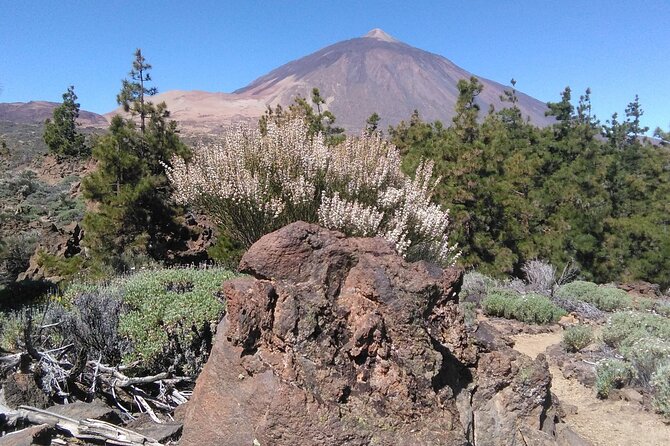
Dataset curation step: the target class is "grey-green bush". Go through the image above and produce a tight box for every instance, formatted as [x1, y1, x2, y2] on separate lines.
[556, 281, 632, 312]
[117, 267, 234, 375]
[651, 363, 670, 418]
[459, 301, 477, 327]
[596, 358, 636, 398]
[562, 325, 594, 352]
[602, 311, 670, 349]
[620, 338, 670, 386]
[482, 290, 566, 324]
[61, 267, 235, 376]
[461, 271, 497, 304]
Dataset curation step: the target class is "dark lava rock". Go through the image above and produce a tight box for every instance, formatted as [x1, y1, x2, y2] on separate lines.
[180, 222, 586, 446]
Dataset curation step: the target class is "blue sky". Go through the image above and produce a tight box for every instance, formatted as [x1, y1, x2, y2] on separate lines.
[1, 0, 669, 132]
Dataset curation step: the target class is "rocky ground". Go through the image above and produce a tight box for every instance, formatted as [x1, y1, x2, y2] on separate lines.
[512, 330, 670, 446]
[2, 222, 669, 445]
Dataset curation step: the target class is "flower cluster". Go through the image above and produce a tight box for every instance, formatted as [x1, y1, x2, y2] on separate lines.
[165, 119, 458, 265]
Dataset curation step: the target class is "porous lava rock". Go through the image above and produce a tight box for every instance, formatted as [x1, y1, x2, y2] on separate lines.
[180, 222, 579, 445]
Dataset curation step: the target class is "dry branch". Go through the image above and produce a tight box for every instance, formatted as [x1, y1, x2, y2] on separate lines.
[3, 405, 164, 446]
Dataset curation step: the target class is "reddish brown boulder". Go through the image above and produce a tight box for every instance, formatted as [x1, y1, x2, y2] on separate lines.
[3, 372, 50, 410]
[0, 424, 50, 446]
[180, 222, 576, 446]
[618, 281, 662, 298]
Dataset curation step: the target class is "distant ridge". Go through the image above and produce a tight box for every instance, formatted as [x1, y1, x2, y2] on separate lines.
[0, 101, 108, 127]
[4, 30, 554, 133]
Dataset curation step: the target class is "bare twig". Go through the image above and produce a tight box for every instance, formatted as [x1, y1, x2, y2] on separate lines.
[111, 379, 135, 420]
[134, 394, 161, 424]
[42, 344, 74, 355]
[4, 405, 163, 446]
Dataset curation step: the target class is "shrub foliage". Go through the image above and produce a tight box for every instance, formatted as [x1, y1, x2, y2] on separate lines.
[596, 358, 636, 398]
[482, 289, 566, 324]
[166, 119, 458, 265]
[562, 325, 594, 352]
[556, 281, 632, 312]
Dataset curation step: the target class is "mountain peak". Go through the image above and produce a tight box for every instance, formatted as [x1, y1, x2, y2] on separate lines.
[363, 28, 398, 43]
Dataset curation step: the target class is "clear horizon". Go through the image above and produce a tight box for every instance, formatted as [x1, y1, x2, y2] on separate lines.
[1, 0, 669, 132]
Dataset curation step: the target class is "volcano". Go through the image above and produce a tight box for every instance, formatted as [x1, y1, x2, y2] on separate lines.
[112, 29, 553, 132]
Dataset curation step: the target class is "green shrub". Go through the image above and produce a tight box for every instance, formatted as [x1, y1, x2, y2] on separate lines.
[482, 290, 566, 324]
[596, 358, 636, 398]
[37, 250, 86, 283]
[620, 337, 670, 386]
[556, 280, 598, 300]
[651, 363, 670, 417]
[563, 325, 594, 352]
[556, 281, 632, 312]
[655, 302, 670, 318]
[594, 288, 633, 312]
[117, 267, 235, 375]
[481, 289, 519, 318]
[206, 228, 245, 270]
[0, 311, 23, 352]
[635, 297, 656, 311]
[602, 311, 670, 349]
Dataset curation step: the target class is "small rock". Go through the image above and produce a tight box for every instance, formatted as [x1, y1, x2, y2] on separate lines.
[558, 314, 579, 328]
[619, 388, 644, 404]
[126, 414, 183, 443]
[618, 281, 661, 298]
[561, 360, 596, 388]
[562, 403, 579, 416]
[473, 321, 513, 352]
[556, 423, 594, 446]
[0, 424, 51, 446]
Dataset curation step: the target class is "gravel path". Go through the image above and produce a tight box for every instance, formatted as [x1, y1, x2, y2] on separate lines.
[512, 331, 670, 446]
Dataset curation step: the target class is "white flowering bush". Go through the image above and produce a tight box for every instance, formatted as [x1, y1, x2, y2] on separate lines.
[165, 120, 458, 265]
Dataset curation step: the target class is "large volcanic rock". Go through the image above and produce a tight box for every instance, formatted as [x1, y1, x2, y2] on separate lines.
[179, 222, 584, 445]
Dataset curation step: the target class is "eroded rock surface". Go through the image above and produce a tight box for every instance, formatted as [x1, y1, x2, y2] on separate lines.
[180, 222, 580, 445]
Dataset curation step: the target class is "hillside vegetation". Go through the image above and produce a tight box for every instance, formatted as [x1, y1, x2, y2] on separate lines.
[392, 80, 670, 288]
[1, 49, 670, 445]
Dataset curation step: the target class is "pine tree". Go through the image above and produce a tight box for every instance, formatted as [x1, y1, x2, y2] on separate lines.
[365, 112, 381, 135]
[259, 88, 344, 145]
[654, 126, 670, 145]
[624, 95, 649, 142]
[545, 86, 574, 139]
[82, 50, 189, 270]
[116, 49, 157, 135]
[453, 76, 483, 144]
[43, 86, 88, 157]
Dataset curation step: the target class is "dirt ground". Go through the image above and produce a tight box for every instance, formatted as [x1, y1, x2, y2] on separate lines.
[512, 331, 670, 446]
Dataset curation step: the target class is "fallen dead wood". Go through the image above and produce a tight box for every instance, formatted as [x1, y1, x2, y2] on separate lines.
[0, 350, 193, 422]
[3, 405, 163, 446]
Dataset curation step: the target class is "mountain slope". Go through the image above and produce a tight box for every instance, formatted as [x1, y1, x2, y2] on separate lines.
[0, 101, 108, 127]
[112, 29, 553, 132]
[234, 29, 553, 130]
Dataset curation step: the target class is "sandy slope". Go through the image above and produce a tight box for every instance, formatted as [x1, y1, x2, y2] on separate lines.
[512, 332, 670, 446]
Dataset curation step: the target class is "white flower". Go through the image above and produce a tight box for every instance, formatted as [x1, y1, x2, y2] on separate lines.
[165, 119, 459, 265]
